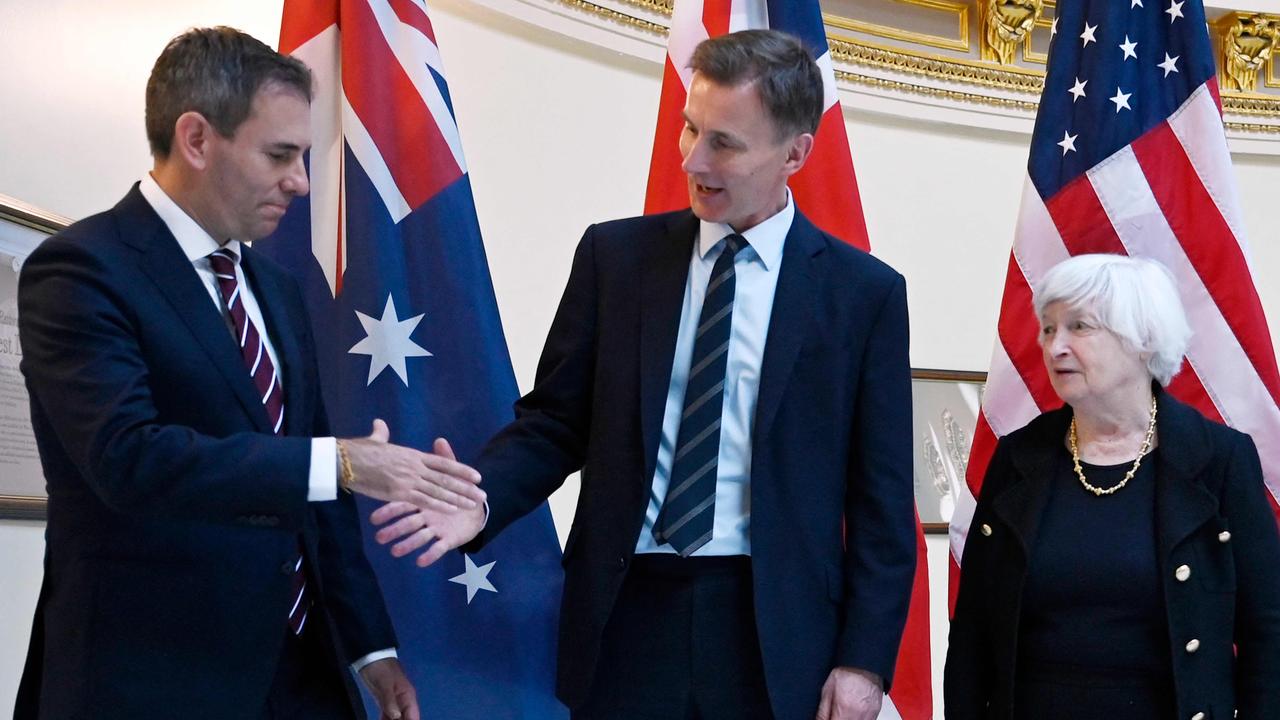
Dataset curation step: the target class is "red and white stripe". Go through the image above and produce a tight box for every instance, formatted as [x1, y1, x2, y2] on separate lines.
[645, 4, 928, 718]
[951, 79, 1280, 606]
[280, 0, 466, 296]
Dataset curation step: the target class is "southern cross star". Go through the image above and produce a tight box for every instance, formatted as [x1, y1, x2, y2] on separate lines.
[450, 555, 498, 604]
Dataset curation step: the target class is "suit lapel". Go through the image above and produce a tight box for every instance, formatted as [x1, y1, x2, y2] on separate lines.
[993, 414, 1065, 560]
[753, 212, 823, 444]
[118, 188, 272, 433]
[640, 212, 698, 480]
[1152, 389, 1217, 563]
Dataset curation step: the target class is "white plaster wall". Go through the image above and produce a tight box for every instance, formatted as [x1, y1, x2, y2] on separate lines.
[1, 1, 1278, 718]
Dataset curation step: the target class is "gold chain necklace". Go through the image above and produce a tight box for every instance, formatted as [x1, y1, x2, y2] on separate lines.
[1069, 397, 1158, 497]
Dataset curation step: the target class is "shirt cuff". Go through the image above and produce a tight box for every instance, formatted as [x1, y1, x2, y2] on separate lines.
[308, 438, 338, 502]
[351, 648, 398, 674]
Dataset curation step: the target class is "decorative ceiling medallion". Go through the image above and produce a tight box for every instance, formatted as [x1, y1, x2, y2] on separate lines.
[568, 0, 1280, 132]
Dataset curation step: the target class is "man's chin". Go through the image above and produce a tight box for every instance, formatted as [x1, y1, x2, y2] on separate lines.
[247, 221, 283, 241]
[688, 201, 723, 224]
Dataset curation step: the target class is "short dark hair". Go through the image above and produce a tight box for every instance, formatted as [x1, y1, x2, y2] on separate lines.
[145, 26, 313, 158]
[689, 29, 824, 138]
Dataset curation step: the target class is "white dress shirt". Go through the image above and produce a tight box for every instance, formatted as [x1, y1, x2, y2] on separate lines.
[635, 191, 794, 556]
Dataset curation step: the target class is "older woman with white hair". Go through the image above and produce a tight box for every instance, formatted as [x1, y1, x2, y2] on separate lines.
[945, 254, 1280, 720]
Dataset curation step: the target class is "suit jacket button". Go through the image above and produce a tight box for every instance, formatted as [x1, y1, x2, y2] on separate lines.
[980, 524, 993, 537]
[618, 556, 627, 569]
[1185, 638, 1200, 653]
[1175, 564, 1191, 582]
[1219, 531, 1232, 543]
[281, 560, 295, 575]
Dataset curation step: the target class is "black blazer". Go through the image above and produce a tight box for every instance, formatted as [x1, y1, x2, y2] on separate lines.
[466, 209, 917, 720]
[945, 386, 1280, 720]
[14, 186, 397, 719]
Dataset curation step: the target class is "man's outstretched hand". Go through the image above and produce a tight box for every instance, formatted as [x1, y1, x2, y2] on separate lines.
[341, 421, 484, 512]
[369, 437, 486, 568]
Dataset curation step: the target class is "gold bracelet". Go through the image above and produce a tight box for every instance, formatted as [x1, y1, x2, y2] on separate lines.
[337, 439, 356, 494]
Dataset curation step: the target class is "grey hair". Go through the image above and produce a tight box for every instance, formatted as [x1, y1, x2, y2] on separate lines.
[1033, 253, 1191, 385]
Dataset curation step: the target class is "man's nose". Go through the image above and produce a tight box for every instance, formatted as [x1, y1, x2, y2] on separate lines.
[681, 137, 706, 175]
[284, 155, 310, 197]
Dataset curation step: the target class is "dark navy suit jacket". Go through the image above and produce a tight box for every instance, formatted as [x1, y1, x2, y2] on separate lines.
[467, 208, 917, 720]
[14, 186, 396, 719]
[945, 386, 1280, 719]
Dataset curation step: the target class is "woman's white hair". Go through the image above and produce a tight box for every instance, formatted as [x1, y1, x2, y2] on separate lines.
[1033, 253, 1191, 386]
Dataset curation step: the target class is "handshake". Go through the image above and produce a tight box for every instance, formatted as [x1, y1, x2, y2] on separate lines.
[339, 419, 486, 567]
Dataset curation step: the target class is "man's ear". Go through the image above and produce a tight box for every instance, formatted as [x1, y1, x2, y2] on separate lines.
[783, 132, 815, 177]
[171, 111, 216, 170]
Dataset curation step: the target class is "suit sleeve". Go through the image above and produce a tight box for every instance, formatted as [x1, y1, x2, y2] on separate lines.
[834, 273, 917, 687]
[942, 439, 1010, 720]
[466, 226, 600, 548]
[1224, 433, 1280, 716]
[18, 237, 311, 527]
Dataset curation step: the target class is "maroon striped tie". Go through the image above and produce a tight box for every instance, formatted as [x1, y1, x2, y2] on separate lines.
[208, 249, 310, 635]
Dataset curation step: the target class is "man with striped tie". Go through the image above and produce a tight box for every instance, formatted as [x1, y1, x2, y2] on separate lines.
[372, 29, 916, 720]
[14, 27, 484, 720]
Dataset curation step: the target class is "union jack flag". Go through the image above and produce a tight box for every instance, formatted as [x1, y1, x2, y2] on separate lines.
[951, 0, 1280, 604]
[264, 1, 566, 717]
[645, 3, 932, 719]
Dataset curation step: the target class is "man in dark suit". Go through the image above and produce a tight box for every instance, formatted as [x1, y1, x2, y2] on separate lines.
[14, 27, 484, 720]
[372, 29, 916, 720]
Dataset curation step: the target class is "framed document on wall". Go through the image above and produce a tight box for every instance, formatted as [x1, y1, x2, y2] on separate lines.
[911, 368, 986, 534]
[0, 195, 69, 520]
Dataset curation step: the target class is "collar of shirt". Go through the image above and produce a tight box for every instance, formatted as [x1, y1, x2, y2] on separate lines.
[695, 188, 793, 271]
[138, 173, 243, 263]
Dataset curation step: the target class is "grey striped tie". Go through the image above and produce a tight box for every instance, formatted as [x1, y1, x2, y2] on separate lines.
[653, 234, 747, 556]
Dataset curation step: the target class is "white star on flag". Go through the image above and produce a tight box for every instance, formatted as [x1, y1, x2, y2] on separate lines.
[1111, 86, 1131, 111]
[1051, 17, 1058, 37]
[1120, 36, 1138, 60]
[1159, 53, 1181, 76]
[1131, 0, 1143, 7]
[348, 295, 433, 386]
[1080, 23, 1098, 47]
[1110, 87, 1133, 112]
[1069, 77, 1088, 102]
[449, 554, 498, 604]
[1058, 131, 1078, 155]
[1166, 0, 1184, 22]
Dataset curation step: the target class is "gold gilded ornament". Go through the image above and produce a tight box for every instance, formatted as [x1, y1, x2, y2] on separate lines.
[1222, 14, 1280, 92]
[980, 0, 1044, 66]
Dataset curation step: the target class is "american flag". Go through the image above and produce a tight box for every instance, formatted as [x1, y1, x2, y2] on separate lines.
[644, 3, 932, 719]
[266, 1, 566, 718]
[950, 0, 1280, 606]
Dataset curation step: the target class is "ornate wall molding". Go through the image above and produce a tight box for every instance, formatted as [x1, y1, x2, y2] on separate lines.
[536, 0, 1280, 142]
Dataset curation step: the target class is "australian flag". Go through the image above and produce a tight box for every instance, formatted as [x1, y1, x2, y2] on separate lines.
[263, 1, 566, 717]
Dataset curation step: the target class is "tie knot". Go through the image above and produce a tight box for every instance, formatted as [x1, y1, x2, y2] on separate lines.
[722, 234, 748, 258]
[208, 248, 238, 275]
